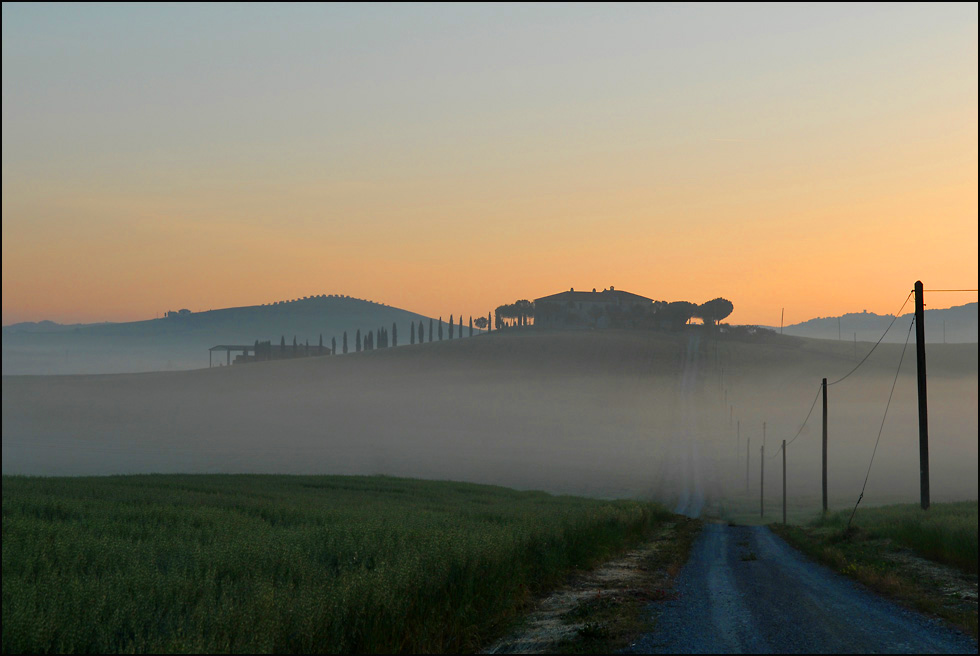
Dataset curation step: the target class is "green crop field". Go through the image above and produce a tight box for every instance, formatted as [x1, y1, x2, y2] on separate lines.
[1, 474, 671, 653]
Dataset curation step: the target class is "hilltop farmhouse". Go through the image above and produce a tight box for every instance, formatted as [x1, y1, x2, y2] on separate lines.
[534, 287, 659, 328]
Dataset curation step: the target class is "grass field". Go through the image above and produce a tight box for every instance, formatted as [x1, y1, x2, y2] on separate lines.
[817, 501, 978, 573]
[773, 501, 978, 637]
[1, 474, 671, 653]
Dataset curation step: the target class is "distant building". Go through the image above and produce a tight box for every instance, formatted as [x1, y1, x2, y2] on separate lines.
[534, 287, 657, 328]
[209, 340, 331, 367]
[165, 309, 192, 318]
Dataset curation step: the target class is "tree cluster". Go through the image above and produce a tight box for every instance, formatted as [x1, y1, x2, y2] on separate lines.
[655, 298, 734, 329]
[494, 300, 534, 328]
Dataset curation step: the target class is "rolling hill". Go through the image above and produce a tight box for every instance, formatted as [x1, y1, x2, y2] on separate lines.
[1, 295, 480, 375]
[779, 302, 977, 344]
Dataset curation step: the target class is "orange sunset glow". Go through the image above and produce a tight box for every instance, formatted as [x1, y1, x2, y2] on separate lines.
[2, 4, 977, 325]
[3, 8, 979, 654]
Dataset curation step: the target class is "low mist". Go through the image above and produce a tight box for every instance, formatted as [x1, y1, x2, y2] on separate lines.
[3, 330, 976, 513]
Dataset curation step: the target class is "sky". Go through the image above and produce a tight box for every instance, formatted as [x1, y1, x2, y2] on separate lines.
[2, 3, 977, 326]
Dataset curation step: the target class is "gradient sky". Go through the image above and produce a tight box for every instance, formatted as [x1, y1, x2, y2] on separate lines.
[3, 3, 977, 326]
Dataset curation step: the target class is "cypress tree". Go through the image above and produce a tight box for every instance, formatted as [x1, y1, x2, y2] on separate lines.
[332, 336, 337, 355]
[438, 317, 443, 340]
[319, 334, 323, 353]
[411, 322, 416, 345]
[488, 311, 492, 332]
[281, 335, 286, 348]
[449, 315, 454, 339]
[429, 318, 434, 342]
[419, 321, 424, 343]
[469, 316, 473, 337]
[356, 329, 361, 352]
[343, 332, 348, 354]
[393, 322, 398, 347]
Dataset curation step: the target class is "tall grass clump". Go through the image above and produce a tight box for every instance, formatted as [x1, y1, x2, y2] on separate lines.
[818, 501, 978, 573]
[2, 474, 670, 653]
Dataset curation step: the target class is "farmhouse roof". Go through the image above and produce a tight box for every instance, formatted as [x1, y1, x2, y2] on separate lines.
[534, 288, 654, 304]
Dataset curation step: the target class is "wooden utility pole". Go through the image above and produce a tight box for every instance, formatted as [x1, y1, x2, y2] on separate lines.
[782, 440, 787, 525]
[737, 420, 740, 465]
[760, 444, 765, 518]
[780, 308, 784, 334]
[914, 281, 930, 510]
[746, 437, 750, 493]
[822, 377, 828, 513]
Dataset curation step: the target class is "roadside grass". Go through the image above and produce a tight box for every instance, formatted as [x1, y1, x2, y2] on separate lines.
[772, 501, 978, 639]
[550, 516, 701, 654]
[816, 501, 977, 573]
[1, 474, 672, 654]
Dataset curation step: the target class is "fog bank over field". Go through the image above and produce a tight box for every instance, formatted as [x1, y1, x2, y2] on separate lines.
[3, 330, 977, 508]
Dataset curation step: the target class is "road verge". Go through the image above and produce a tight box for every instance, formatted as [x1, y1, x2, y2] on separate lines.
[485, 515, 700, 654]
[772, 521, 978, 639]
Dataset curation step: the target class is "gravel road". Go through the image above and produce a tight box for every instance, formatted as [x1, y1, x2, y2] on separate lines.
[628, 522, 977, 654]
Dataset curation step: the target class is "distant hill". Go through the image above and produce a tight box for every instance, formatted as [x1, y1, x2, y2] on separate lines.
[2, 320, 111, 333]
[778, 302, 977, 344]
[2, 295, 480, 375]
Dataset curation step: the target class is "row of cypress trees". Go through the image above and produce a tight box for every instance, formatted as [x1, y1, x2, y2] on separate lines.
[265, 312, 496, 360]
[407, 314, 486, 345]
[339, 313, 493, 354]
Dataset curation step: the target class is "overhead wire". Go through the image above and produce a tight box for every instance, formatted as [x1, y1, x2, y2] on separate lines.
[768, 384, 823, 460]
[827, 291, 912, 386]
[846, 316, 916, 530]
[769, 290, 913, 458]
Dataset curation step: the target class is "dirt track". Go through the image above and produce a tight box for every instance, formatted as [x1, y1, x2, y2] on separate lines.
[627, 522, 977, 654]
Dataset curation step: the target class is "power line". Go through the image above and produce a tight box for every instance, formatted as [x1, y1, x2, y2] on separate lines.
[846, 317, 915, 530]
[827, 291, 912, 387]
[922, 289, 978, 292]
[768, 384, 822, 461]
